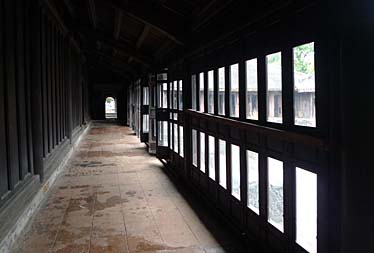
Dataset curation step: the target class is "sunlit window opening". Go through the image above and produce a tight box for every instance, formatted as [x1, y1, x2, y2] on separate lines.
[192, 75, 197, 110]
[296, 167, 317, 253]
[169, 82, 173, 110]
[218, 67, 225, 115]
[173, 124, 178, 153]
[246, 59, 258, 120]
[208, 70, 214, 114]
[231, 144, 240, 200]
[105, 97, 117, 119]
[208, 135, 215, 180]
[199, 72, 205, 112]
[142, 115, 149, 133]
[170, 122, 173, 151]
[229, 64, 239, 117]
[143, 87, 149, 105]
[157, 83, 168, 108]
[178, 80, 183, 111]
[200, 132, 205, 172]
[192, 129, 197, 166]
[179, 126, 184, 157]
[173, 81, 178, 109]
[293, 42, 316, 127]
[267, 157, 284, 232]
[219, 140, 227, 188]
[157, 121, 168, 147]
[247, 150, 259, 214]
[266, 52, 282, 123]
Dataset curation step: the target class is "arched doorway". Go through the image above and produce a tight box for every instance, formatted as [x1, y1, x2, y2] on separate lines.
[105, 96, 117, 119]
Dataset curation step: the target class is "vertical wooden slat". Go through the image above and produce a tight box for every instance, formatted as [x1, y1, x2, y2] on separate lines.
[55, 27, 60, 144]
[47, 19, 53, 152]
[15, 0, 29, 180]
[29, 1, 43, 178]
[4, 0, 20, 189]
[41, 12, 48, 157]
[58, 32, 62, 142]
[24, 0, 34, 175]
[0, 0, 9, 196]
[51, 24, 56, 148]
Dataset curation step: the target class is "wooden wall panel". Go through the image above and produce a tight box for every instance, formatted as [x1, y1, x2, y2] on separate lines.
[4, 0, 20, 189]
[15, 0, 29, 180]
[0, 0, 9, 198]
[0, 0, 90, 208]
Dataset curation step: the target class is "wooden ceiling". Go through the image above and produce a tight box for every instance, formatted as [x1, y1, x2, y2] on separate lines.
[51, 0, 313, 82]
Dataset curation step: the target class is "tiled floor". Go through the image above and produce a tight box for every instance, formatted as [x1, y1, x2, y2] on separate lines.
[12, 122, 243, 253]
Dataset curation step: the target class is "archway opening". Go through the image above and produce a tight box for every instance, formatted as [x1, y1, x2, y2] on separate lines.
[105, 97, 117, 119]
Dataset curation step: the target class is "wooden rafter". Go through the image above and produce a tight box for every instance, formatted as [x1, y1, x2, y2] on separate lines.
[104, 0, 185, 46]
[113, 9, 123, 40]
[136, 25, 150, 49]
[87, 0, 97, 29]
[81, 29, 153, 68]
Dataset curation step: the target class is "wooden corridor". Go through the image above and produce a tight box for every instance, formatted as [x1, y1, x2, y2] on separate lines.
[12, 122, 243, 253]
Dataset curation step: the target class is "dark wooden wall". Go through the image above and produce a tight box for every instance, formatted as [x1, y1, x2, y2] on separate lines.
[0, 0, 89, 210]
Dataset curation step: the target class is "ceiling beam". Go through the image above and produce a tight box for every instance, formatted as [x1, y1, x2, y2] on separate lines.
[113, 9, 123, 40]
[136, 25, 150, 49]
[81, 28, 153, 68]
[104, 0, 186, 46]
[87, 0, 97, 29]
[63, 0, 76, 19]
[86, 49, 137, 77]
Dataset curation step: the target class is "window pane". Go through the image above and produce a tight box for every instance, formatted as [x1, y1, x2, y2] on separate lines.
[246, 59, 258, 120]
[192, 75, 197, 110]
[192, 129, 197, 166]
[267, 157, 284, 232]
[158, 121, 168, 146]
[143, 87, 149, 105]
[230, 64, 239, 117]
[219, 140, 226, 188]
[294, 42, 316, 127]
[162, 83, 168, 108]
[208, 135, 215, 180]
[247, 150, 259, 214]
[179, 126, 184, 157]
[170, 122, 173, 150]
[143, 114, 149, 133]
[174, 123, 178, 153]
[200, 132, 205, 172]
[157, 84, 161, 108]
[179, 80, 183, 111]
[199, 72, 205, 112]
[231, 144, 240, 200]
[157, 73, 167, 81]
[169, 82, 173, 110]
[173, 81, 178, 109]
[218, 67, 225, 115]
[266, 52, 282, 123]
[208, 70, 214, 113]
[296, 167, 317, 253]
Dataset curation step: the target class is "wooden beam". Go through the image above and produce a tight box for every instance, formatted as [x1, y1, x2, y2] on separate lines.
[113, 9, 123, 40]
[136, 25, 150, 49]
[82, 29, 153, 67]
[85, 49, 137, 77]
[104, 0, 186, 46]
[87, 0, 97, 29]
[63, 0, 76, 19]
[153, 39, 173, 60]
